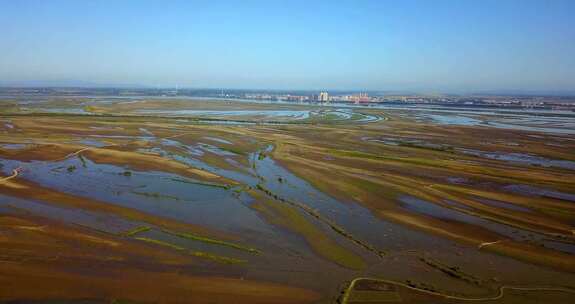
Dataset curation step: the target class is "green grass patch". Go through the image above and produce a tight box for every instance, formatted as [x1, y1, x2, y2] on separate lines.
[250, 191, 366, 270]
[123, 226, 152, 237]
[135, 236, 246, 264]
[170, 177, 231, 190]
[162, 229, 261, 254]
[219, 146, 246, 155]
[78, 154, 87, 168]
[397, 142, 454, 152]
[131, 191, 181, 201]
[329, 148, 446, 167]
[134, 237, 185, 251]
[190, 251, 246, 264]
[419, 256, 484, 286]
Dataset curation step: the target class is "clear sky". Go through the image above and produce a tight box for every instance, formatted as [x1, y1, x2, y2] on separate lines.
[1, 0, 574, 93]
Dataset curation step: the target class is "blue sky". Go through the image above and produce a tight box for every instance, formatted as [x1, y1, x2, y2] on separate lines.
[1, 0, 574, 92]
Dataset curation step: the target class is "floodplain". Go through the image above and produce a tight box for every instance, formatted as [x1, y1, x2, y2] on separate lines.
[1, 97, 574, 303]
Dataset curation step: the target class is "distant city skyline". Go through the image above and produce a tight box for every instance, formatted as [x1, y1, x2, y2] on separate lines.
[1, 0, 574, 93]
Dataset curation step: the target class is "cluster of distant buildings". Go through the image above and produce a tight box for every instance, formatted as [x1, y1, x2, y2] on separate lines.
[1, 87, 574, 111]
[237, 91, 575, 110]
[243, 91, 374, 104]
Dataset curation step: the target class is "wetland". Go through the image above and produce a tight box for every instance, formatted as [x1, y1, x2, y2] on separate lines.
[1, 97, 575, 303]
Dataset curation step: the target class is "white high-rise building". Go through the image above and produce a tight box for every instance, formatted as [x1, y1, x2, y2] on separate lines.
[319, 91, 329, 102]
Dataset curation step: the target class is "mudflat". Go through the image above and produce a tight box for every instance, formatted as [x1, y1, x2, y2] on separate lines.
[1, 98, 574, 303]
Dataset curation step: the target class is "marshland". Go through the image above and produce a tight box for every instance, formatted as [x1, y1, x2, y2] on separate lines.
[1, 97, 574, 303]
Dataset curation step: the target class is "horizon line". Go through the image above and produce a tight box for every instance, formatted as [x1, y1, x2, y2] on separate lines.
[1, 85, 575, 97]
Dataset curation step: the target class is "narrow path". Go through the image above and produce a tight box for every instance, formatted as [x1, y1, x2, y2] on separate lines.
[60, 147, 92, 160]
[341, 277, 575, 303]
[0, 167, 22, 184]
[478, 240, 503, 249]
[0, 130, 222, 185]
[0, 146, 94, 185]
